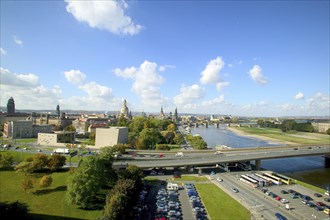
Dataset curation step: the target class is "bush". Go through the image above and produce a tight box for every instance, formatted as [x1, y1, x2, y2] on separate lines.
[155, 144, 170, 151]
[326, 128, 330, 135]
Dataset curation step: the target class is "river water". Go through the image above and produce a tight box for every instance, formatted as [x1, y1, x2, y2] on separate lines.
[190, 125, 330, 189]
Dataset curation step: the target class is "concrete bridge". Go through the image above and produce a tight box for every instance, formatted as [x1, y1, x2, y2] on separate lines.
[113, 145, 330, 169]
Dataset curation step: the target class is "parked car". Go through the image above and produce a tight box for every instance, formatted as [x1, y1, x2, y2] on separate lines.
[314, 193, 322, 197]
[324, 198, 330, 202]
[231, 187, 239, 193]
[275, 212, 287, 220]
[306, 202, 316, 207]
[280, 190, 288, 194]
[324, 208, 330, 215]
[316, 202, 325, 206]
[280, 199, 289, 204]
[314, 206, 324, 211]
[275, 196, 282, 201]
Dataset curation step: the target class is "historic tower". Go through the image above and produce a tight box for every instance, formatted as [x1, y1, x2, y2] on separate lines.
[7, 97, 15, 116]
[56, 104, 60, 118]
[118, 99, 130, 119]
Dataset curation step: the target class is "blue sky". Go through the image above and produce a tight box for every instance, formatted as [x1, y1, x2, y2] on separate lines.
[1, 0, 329, 117]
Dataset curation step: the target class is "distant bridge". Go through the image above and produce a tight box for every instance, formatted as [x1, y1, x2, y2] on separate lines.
[113, 145, 330, 169]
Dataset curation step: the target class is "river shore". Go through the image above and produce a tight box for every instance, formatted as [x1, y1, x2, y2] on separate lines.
[227, 126, 295, 145]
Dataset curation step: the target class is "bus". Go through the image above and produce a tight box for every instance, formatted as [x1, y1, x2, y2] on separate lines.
[262, 172, 282, 185]
[247, 174, 271, 187]
[240, 174, 259, 188]
[271, 172, 292, 185]
[254, 173, 273, 187]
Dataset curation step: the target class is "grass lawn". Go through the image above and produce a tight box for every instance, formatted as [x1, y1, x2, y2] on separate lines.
[236, 127, 330, 144]
[0, 171, 101, 219]
[196, 183, 251, 220]
[0, 150, 36, 162]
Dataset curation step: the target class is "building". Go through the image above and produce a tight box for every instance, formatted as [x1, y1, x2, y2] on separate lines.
[7, 97, 15, 116]
[117, 99, 131, 119]
[3, 120, 52, 139]
[312, 122, 330, 133]
[95, 127, 128, 148]
[72, 114, 111, 135]
[38, 131, 75, 146]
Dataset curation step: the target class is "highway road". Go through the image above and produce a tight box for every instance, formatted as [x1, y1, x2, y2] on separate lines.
[114, 145, 330, 168]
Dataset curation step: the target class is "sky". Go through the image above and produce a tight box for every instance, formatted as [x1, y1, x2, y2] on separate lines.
[0, 0, 329, 117]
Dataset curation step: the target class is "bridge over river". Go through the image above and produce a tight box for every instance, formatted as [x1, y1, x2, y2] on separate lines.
[113, 145, 330, 169]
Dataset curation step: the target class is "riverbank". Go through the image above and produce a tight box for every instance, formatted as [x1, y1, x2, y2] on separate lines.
[227, 126, 295, 145]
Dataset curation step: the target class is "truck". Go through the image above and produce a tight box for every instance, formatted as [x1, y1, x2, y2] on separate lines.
[53, 148, 69, 154]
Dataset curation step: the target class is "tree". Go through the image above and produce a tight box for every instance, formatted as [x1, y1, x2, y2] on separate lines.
[31, 154, 49, 172]
[112, 144, 128, 154]
[0, 153, 14, 170]
[102, 192, 126, 220]
[137, 128, 163, 149]
[167, 123, 177, 132]
[326, 128, 330, 135]
[39, 175, 53, 188]
[15, 161, 34, 175]
[161, 131, 175, 144]
[64, 125, 76, 132]
[48, 154, 66, 171]
[173, 133, 185, 145]
[156, 144, 170, 151]
[66, 156, 109, 209]
[21, 178, 34, 195]
[0, 201, 29, 219]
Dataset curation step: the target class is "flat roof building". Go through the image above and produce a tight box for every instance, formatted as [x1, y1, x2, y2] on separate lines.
[95, 127, 128, 148]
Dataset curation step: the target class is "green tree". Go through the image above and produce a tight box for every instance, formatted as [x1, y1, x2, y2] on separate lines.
[326, 128, 330, 135]
[112, 143, 128, 154]
[167, 123, 177, 132]
[117, 116, 129, 126]
[15, 161, 34, 174]
[21, 177, 34, 196]
[31, 154, 49, 172]
[173, 133, 185, 145]
[102, 192, 126, 220]
[67, 156, 107, 209]
[39, 175, 53, 188]
[161, 131, 175, 144]
[64, 125, 76, 132]
[48, 154, 66, 171]
[0, 153, 14, 170]
[156, 144, 170, 151]
[89, 132, 96, 140]
[129, 116, 147, 133]
[137, 128, 163, 149]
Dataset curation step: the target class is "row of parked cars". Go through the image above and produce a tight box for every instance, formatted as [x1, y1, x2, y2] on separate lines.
[185, 183, 208, 220]
[154, 187, 182, 220]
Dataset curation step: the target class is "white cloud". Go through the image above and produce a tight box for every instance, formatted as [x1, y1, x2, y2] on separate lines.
[294, 92, 304, 100]
[0, 67, 39, 87]
[248, 65, 268, 85]
[114, 66, 137, 79]
[65, 0, 143, 35]
[173, 84, 205, 106]
[0, 67, 61, 109]
[158, 65, 176, 72]
[202, 95, 225, 107]
[64, 69, 86, 85]
[200, 56, 224, 85]
[0, 48, 6, 56]
[79, 82, 113, 99]
[13, 36, 23, 46]
[115, 60, 168, 107]
[306, 92, 330, 113]
[216, 81, 230, 91]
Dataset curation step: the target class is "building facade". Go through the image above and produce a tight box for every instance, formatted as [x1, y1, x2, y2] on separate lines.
[38, 131, 75, 146]
[95, 127, 128, 148]
[3, 120, 52, 139]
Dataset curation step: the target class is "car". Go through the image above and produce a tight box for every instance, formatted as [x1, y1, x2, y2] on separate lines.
[290, 193, 299, 199]
[216, 177, 223, 182]
[210, 171, 216, 175]
[314, 193, 322, 197]
[280, 199, 289, 204]
[324, 208, 330, 215]
[280, 190, 288, 194]
[214, 151, 222, 155]
[275, 212, 287, 220]
[302, 195, 312, 201]
[302, 199, 308, 204]
[314, 206, 324, 211]
[231, 187, 239, 193]
[316, 201, 325, 206]
[306, 202, 316, 207]
[324, 198, 330, 202]
[36, 149, 42, 152]
[275, 196, 282, 201]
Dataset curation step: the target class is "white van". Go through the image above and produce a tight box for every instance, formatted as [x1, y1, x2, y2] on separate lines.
[175, 152, 184, 157]
[167, 183, 179, 191]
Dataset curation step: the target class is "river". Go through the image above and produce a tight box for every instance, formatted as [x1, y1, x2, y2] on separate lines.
[190, 125, 330, 189]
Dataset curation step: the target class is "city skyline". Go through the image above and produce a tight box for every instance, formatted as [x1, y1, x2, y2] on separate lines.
[1, 1, 329, 117]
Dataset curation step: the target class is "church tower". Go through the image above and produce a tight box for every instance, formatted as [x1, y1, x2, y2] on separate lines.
[7, 97, 15, 116]
[56, 104, 60, 118]
[118, 99, 130, 119]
